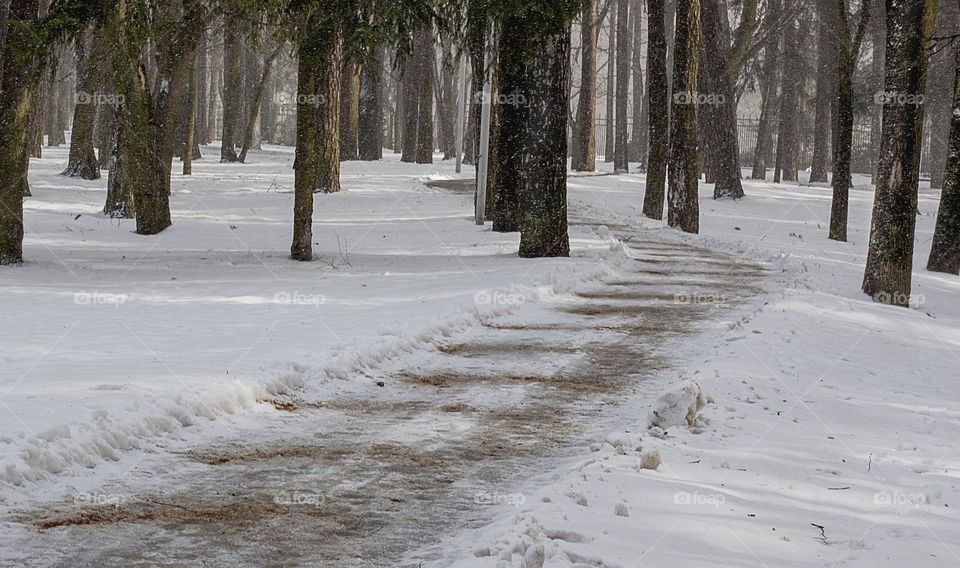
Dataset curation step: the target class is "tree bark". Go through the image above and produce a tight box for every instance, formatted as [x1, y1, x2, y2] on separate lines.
[358, 45, 384, 160]
[699, 0, 744, 199]
[400, 53, 419, 162]
[774, 15, 805, 183]
[630, 0, 646, 164]
[862, 0, 936, 306]
[667, 0, 701, 233]
[751, 0, 781, 180]
[414, 26, 435, 164]
[810, 0, 837, 183]
[928, 31, 960, 274]
[63, 29, 101, 180]
[220, 14, 243, 162]
[518, 17, 570, 258]
[614, 0, 631, 172]
[292, 21, 342, 262]
[492, 13, 527, 233]
[339, 57, 360, 160]
[573, 0, 598, 171]
[644, 0, 669, 219]
[0, 0, 40, 265]
[604, 4, 616, 162]
[239, 43, 283, 163]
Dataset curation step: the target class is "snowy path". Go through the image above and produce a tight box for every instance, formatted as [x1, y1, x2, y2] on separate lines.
[3, 188, 766, 567]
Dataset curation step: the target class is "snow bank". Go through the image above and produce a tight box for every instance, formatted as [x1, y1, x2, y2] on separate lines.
[647, 379, 708, 431]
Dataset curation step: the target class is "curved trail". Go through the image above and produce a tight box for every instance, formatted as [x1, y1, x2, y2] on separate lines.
[8, 184, 766, 567]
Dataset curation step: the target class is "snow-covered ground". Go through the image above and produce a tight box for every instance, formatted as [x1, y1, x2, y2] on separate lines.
[2, 145, 958, 567]
[440, 170, 960, 567]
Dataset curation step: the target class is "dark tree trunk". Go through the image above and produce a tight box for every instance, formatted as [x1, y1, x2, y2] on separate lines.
[339, 57, 360, 160]
[358, 45, 384, 161]
[699, 0, 744, 199]
[862, 0, 935, 306]
[667, 0, 701, 233]
[492, 13, 527, 233]
[239, 44, 283, 163]
[751, 0, 781, 180]
[810, 0, 837, 183]
[292, 21, 342, 262]
[414, 26, 435, 164]
[44, 62, 65, 147]
[400, 53, 419, 162]
[630, 0, 646, 164]
[196, 29, 208, 145]
[613, 0, 630, 172]
[103, 103, 134, 218]
[518, 17, 570, 258]
[182, 50, 199, 176]
[0, 0, 39, 265]
[572, 0, 597, 172]
[220, 14, 243, 162]
[928, 33, 960, 274]
[644, 0, 669, 219]
[830, 0, 871, 242]
[774, 15, 804, 183]
[926, 0, 959, 189]
[438, 41, 457, 160]
[64, 29, 101, 180]
[604, 5, 616, 162]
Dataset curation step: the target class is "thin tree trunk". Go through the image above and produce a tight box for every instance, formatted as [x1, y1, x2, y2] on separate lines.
[183, 50, 199, 176]
[239, 43, 283, 163]
[774, 15, 804, 183]
[644, 0, 669, 219]
[400, 53, 419, 162]
[928, 31, 960, 274]
[358, 45, 384, 160]
[572, 0, 598, 171]
[605, 4, 616, 162]
[751, 0, 780, 180]
[339, 57, 360, 160]
[810, 0, 837, 183]
[614, 0, 631, 172]
[630, 0, 646, 164]
[862, 0, 936, 306]
[667, 0, 701, 233]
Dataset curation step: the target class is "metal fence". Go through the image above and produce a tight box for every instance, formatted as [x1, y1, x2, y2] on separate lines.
[593, 116, 876, 175]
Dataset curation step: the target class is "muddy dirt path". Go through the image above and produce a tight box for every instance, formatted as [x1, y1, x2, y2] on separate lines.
[7, 189, 766, 567]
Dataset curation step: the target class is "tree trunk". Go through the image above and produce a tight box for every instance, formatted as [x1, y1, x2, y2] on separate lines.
[292, 22, 343, 261]
[239, 43, 283, 163]
[614, 0, 631, 172]
[400, 53, 419, 162]
[862, 0, 936, 306]
[220, 14, 243, 162]
[339, 57, 360, 160]
[183, 50, 199, 176]
[926, 0, 958, 189]
[44, 63, 65, 147]
[573, 0, 598, 171]
[699, 0, 744, 199]
[196, 29, 208, 145]
[414, 26, 435, 164]
[630, 0, 646, 164]
[774, 15, 804, 183]
[0, 0, 39, 265]
[667, 0, 701, 233]
[928, 32, 960, 274]
[751, 0, 781, 180]
[63, 29, 101, 180]
[492, 13, 527, 233]
[644, 0, 669, 219]
[104, 102, 134, 218]
[604, 5, 616, 163]
[810, 0, 837, 183]
[518, 17, 570, 258]
[358, 45, 384, 161]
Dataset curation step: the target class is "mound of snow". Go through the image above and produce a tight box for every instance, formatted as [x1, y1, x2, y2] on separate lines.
[647, 380, 708, 430]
